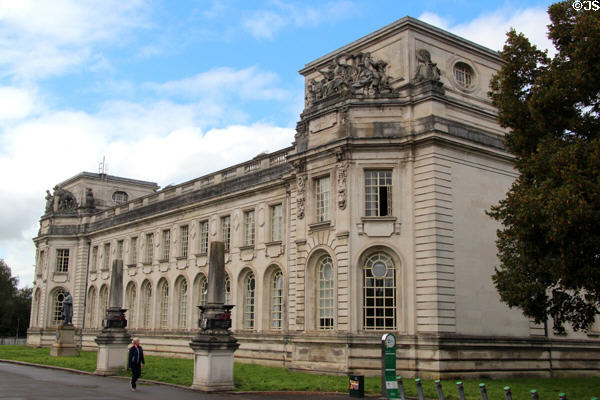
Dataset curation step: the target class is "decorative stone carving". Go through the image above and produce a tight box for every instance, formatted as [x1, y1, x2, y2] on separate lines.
[85, 188, 95, 209]
[45, 190, 54, 213]
[53, 185, 78, 211]
[337, 161, 348, 210]
[292, 159, 306, 174]
[306, 52, 395, 107]
[296, 174, 306, 220]
[414, 49, 440, 83]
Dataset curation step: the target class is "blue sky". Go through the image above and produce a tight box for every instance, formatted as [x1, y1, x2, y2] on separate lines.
[0, 0, 557, 288]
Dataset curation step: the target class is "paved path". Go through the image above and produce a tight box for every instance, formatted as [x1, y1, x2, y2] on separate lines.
[0, 362, 357, 400]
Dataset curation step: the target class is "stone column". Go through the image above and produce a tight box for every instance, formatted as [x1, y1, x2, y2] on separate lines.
[189, 241, 239, 391]
[95, 259, 131, 375]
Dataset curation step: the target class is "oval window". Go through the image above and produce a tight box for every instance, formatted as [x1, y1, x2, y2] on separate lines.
[454, 62, 474, 89]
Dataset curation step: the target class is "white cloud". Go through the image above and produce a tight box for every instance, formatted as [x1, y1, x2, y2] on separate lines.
[418, 7, 555, 55]
[0, 0, 148, 81]
[0, 86, 38, 120]
[148, 66, 289, 102]
[243, 10, 287, 40]
[242, 0, 358, 40]
[0, 90, 294, 288]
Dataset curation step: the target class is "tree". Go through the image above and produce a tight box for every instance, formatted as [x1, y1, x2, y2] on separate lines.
[488, 1, 600, 334]
[0, 259, 32, 337]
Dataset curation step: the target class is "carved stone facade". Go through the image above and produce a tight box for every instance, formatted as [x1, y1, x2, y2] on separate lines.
[28, 17, 600, 377]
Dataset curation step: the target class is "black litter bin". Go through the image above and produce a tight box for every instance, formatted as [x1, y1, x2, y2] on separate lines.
[349, 375, 364, 398]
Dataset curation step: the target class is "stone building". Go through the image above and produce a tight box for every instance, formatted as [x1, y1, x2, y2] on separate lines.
[27, 17, 600, 377]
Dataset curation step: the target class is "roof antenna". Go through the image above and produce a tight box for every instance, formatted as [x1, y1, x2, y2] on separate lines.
[99, 156, 108, 176]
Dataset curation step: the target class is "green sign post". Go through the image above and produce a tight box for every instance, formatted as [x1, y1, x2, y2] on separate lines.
[381, 333, 399, 399]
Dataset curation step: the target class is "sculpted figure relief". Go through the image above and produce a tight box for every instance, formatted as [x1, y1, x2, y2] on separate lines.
[414, 49, 441, 83]
[53, 186, 78, 211]
[45, 190, 54, 213]
[306, 51, 395, 107]
[296, 175, 306, 220]
[337, 162, 348, 210]
[85, 188, 95, 209]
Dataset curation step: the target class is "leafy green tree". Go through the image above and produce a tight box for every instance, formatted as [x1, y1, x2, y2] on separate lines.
[0, 259, 31, 337]
[488, 1, 600, 333]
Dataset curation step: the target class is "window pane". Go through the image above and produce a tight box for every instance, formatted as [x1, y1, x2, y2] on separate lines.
[316, 177, 330, 222]
[317, 256, 334, 330]
[245, 210, 255, 246]
[180, 225, 189, 257]
[162, 230, 170, 260]
[364, 171, 392, 217]
[160, 282, 169, 329]
[244, 273, 255, 329]
[221, 216, 231, 252]
[363, 252, 396, 330]
[200, 221, 208, 253]
[271, 204, 282, 242]
[56, 249, 70, 272]
[271, 270, 283, 329]
[178, 280, 187, 329]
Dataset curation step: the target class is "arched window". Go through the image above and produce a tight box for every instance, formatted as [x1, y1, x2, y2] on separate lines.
[141, 280, 152, 329]
[224, 274, 231, 305]
[51, 289, 65, 326]
[317, 256, 334, 330]
[176, 277, 188, 329]
[244, 272, 256, 329]
[271, 269, 283, 330]
[159, 279, 169, 329]
[363, 252, 396, 330]
[98, 285, 108, 328]
[126, 282, 136, 328]
[86, 286, 97, 329]
[112, 191, 128, 204]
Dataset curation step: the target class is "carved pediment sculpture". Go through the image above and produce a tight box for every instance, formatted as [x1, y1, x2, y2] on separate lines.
[414, 49, 441, 83]
[53, 185, 78, 212]
[306, 52, 396, 108]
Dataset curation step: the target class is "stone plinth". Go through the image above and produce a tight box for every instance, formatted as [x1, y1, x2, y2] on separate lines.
[94, 307, 131, 375]
[50, 325, 77, 356]
[189, 330, 239, 391]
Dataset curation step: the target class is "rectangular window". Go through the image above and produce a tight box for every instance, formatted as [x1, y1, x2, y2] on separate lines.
[270, 204, 282, 242]
[130, 237, 138, 264]
[221, 216, 231, 252]
[117, 240, 124, 260]
[365, 170, 392, 217]
[315, 176, 330, 223]
[146, 233, 154, 263]
[199, 221, 209, 254]
[103, 243, 110, 270]
[180, 225, 189, 257]
[56, 249, 69, 272]
[91, 246, 98, 271]
[244, 210, 255, 247]
[162, 229, 170, 260]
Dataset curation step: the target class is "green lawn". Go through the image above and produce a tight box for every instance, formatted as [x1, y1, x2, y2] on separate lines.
[1, 346, 599, 399]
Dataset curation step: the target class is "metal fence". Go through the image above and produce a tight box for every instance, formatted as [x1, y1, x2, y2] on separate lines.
[0, 337, 27, 345]
[396, 376, 598, 400]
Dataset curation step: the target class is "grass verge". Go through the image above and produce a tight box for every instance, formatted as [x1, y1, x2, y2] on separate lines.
[1, 346, 599, 398]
